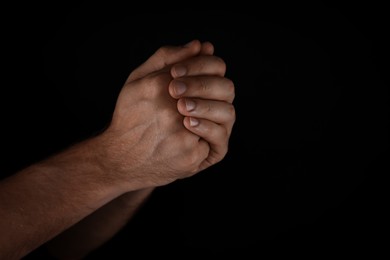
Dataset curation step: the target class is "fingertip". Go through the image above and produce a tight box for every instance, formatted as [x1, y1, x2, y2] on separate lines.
[190, 117, 200, 127]
[183, 39, 202, 54]
[189, 117, 200, 127]
[200, 41, 214, 55]
[183, 116, 190, 129]
[183, 116, 200, 129]
[170, 65, 187, 78]
[168, 81, 176, 98]
[183, 40, 194, 48]
[176, 98, 186, 113]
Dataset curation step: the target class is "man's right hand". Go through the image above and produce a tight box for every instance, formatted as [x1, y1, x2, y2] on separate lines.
[99, 40, 222, 190]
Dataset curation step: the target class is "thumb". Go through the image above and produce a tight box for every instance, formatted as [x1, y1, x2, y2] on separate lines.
[126, 40, 202, 83]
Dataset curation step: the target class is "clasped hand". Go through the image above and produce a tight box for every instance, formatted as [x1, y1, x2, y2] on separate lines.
[101, 40, 236, 189]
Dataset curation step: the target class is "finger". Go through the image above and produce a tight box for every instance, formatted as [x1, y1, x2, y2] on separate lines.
[126, 39, 202, 83]
[170, 55, 226, 78]
[196, 138, 212, 172]
[177, 99, 236, 133]
[183, 117, 229, 166]
[195, 138, 211, 172]
[178, 136, 210, 178]
[200, 42, 214, 55]
[169, 76, 235, 103]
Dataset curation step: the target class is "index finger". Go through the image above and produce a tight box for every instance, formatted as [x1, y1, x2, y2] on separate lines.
[170, 55, 226, 78]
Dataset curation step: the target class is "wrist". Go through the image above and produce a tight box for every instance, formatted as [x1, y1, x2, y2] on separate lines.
[82, 134, 129, 196]
[91, 130, 157, 193]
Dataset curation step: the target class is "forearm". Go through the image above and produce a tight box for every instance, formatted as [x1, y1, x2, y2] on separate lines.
[0, 136, 128, 259]
[45, 188, 154, 259]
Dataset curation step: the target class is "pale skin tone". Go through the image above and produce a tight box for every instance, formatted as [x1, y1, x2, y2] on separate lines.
[0, 40, 235, 259]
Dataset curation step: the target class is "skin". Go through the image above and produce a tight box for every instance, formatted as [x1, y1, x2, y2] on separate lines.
[45, 42, 221, 259]
[0, 40, 235, 259]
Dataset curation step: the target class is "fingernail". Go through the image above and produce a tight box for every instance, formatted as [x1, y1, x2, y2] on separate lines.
[173, 65, 187, 77]
[185, 99, 196, 112]
[174, 81, 187, 95]
[190, 117, 199, 127]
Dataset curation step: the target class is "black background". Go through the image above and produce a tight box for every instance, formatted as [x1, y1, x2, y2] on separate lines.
[1, 2, 387, 258]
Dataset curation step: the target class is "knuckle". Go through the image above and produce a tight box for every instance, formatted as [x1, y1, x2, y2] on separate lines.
[221, 126, 230, 140]
[199, 77, 209, 93]
[156, 46, 170, 58]
[225, 78, 236, 99]
[205, 103, 212, 114]
[207, 126, 227, 144]
[143, 75, 159, 90]
[182, 146, 201, 168]
[218, 146, 228, 159]
[179, 131, 198, 149]
[209, 149, 227, 166]
[188, 149, 201, 166]
[227, 103, 236, 121]
[196, 58, 207, 73]
[227, 79, 236, 95]
[214, 56, 227, 72]
[211, 126, 228, 143]
[179, 134, 204, 168]
[141, 74, 166, 97]
[145, 72, 170, 87]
